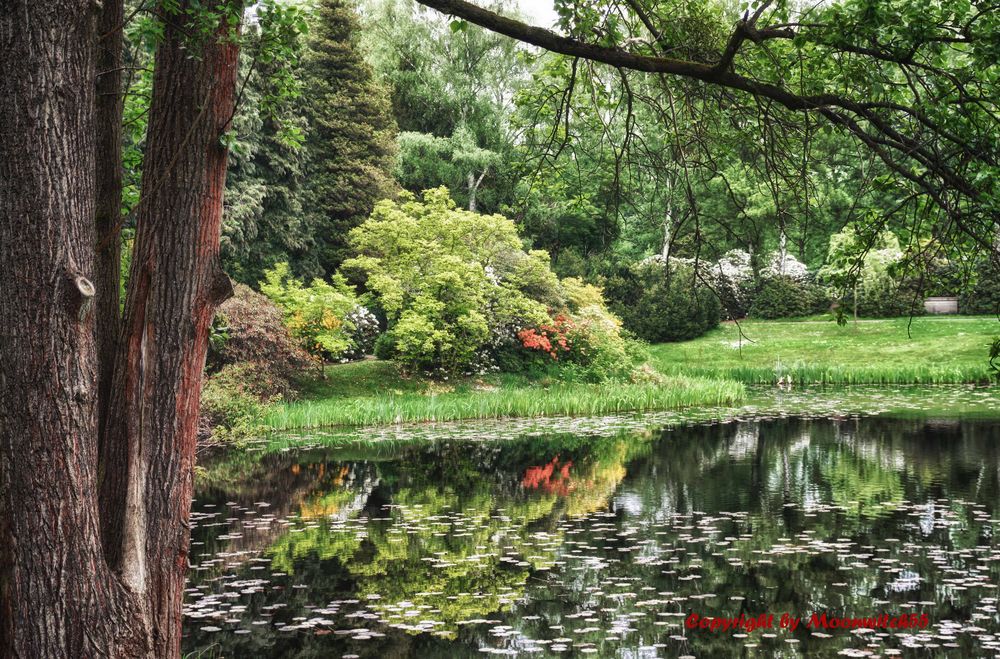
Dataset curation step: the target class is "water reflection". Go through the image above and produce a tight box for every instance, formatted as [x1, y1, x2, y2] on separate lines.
[184, 418, 1000, 657]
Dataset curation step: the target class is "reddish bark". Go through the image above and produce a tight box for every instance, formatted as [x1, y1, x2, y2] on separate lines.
[99, 2, 240, 655]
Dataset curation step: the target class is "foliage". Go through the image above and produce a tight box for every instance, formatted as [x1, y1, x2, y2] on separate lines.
[706, 249, 754, 319]
[201, 284, 316, 441]
[961, 257, 1000, 315]
[208, 283, 314, 376]
[343, 188, 551, 374]
[819, 224, 922, 318]
[297, 0, 398, 277]
[604, 260, 721, 343]
[559, 277, 607, 313]
[761, 250, 810, 282]
[750, 276, 830, 319]
[221, 20, 310, 285]
[200, 363, 284, 442]
[260, 262, 366, 361]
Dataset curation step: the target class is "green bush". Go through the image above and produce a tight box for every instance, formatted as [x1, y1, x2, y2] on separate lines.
[604, 261, 721, 342]
[750, 276, 831, 319]
[961, 258, 1000, 315]
[343, 188, 550, 374]
[260, 262, 366, 361]
[200, 362, 285, 442]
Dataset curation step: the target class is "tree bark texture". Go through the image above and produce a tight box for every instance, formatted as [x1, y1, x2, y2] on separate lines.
[95, 0, 126, 448]
[99, 2, 240, 655]
[0, 2, 145, 657]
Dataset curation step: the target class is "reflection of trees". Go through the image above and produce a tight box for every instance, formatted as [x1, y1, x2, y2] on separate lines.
[186, 418, 1000, 658]
[190, 431, 649, 646]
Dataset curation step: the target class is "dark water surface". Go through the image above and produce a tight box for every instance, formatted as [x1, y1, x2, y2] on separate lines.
[184, 412, 1000, 657]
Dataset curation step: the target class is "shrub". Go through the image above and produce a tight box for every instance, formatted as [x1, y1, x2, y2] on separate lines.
[343, 188, 550, 374]
[750, 275, 830, 319]
[560, 277, 607, 313]
[201, 285, 316, 442]
[260, 262, 367, 361]
[605, 261, 721, 343]
[512, 306, 638, 382]
[761, 250, 810, 282]
[208, 283, 314, 376]
[200, 362, 284, 442]
[819, 224, 923, 317]
[707, 249, 754, 319]
[961, 257, 1000, 315]
[342, 305, 381, 360]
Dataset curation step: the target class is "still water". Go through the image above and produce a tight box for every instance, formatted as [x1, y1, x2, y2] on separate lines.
[184, 406, 1000, 657]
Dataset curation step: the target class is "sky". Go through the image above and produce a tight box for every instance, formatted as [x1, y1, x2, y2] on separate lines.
[515, 0, 558, 28]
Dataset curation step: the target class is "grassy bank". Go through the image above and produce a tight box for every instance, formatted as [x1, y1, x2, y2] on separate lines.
[264, 363, 745, 430]
[651, 315, 998, 384]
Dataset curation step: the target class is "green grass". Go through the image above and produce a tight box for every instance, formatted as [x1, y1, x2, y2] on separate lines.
[650, 315, 999, 385]
[265, 368, 745, 430]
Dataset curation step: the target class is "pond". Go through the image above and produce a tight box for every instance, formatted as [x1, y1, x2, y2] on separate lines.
[184, 388, 1000, 658]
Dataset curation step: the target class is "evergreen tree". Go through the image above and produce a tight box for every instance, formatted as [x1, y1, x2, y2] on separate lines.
[222, 38, 310, 286]
[299, 0, 397, 277]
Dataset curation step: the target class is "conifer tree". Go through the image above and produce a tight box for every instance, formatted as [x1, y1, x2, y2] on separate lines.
[299, 0, 397, 277]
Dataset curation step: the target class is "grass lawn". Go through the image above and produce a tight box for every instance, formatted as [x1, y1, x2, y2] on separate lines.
[265, 361, 745, 430]
[650, 315, 999, 384]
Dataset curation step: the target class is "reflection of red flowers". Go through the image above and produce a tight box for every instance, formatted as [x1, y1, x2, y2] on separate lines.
[522, 456, 574, 496]
[518, 316, 573, 360]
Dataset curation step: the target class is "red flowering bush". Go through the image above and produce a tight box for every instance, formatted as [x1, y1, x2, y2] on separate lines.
[517, 315, 573, 360]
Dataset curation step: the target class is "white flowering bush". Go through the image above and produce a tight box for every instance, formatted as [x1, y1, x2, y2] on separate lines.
[342, 305, 380, 361]
[709, 249, 755, 318]
[761, 250, 810, 282]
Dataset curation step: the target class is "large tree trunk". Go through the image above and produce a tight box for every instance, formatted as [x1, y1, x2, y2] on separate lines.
[0, 2, 145, 656]
[99, 2, 240, 656]
[95, 0, 125, 450]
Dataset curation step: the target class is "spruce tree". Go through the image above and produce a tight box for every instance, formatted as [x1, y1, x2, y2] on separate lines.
[299, 0, 397, 277]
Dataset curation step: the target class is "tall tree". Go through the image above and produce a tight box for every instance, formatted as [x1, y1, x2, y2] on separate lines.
[1, 0, 247, 655]
[95, 0, 127, 440]
[222, 14, 311, 285]
[298, 0, 398, 278]
[0, 1, 144, 655]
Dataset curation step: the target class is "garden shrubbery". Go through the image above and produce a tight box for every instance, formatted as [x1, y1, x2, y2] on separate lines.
[201, 285, 314, 440]
[750, 275, 830, 319]
[961, 257, 1000, 315]
[343, 188, 643, 380]
[604, 259, 721, 343]
[260, 262, 377, 362]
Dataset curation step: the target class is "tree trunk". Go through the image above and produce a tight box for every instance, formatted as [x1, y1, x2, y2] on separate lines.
[467, 168, 487, 212]
[661, 205, 673, 261]
[99, 2, 240, 656]
[0, 2, 145, 656]
[95, 0, 125, 452]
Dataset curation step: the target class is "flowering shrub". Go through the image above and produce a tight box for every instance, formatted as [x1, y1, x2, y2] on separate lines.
[517, 316, 572, 359]
[260, 262, 364, 361]
[342, 305, 380, 360]
[707, 249, 754, 319]
[514, 306, 636, 382]
[761, 251, 810, 282]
